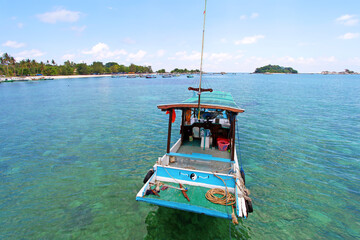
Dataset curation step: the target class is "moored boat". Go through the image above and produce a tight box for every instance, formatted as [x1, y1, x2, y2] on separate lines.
[136, 0, 252, 223]
[162, 74, 172, 78]
[136, 91, 252, 222]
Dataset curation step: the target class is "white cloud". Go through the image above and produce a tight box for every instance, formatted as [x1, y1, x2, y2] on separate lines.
[17, 23, 24, 28]
[240, 13, 259, 20]
[235, 35, 264, 45]
[2, 40, 25, 48]
[156, 49, 165, 57]
[250, 13, 259, 19]
[336, 14, 358, 26]
[127, 50, 147, 61]
[220, 38, 227, 43]
[170, 51, 201, 61]
[208, 52, 233, 62]
[82, 42, 128, 60]
[320, 56, 336, 62]
[339, 32, 359, 39]
[122, 37, 136, 44]
[37, 8, 81, 24]
[70, 25, 86, 34]
[15, 49, 45, 60]
[62, 54, 75, 60]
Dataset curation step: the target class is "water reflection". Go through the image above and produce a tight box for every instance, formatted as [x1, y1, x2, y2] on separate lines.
[144, 207, 251, 240]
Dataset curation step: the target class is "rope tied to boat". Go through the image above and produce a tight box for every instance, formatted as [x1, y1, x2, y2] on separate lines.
[206, 173, 238, 224]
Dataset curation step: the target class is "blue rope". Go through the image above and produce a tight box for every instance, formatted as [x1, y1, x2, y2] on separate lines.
[236, 120, 245, 175]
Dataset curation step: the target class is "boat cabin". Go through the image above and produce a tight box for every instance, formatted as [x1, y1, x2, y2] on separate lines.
[157, 91, 244, 170]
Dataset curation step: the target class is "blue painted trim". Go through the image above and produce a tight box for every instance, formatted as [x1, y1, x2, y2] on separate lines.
[167, 152, 231, 163]
[136, 197, 231, 219]
[156, 166, 235, 188]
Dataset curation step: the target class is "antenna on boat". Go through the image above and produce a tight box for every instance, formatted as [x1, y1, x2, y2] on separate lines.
[198, 0, 207, 119]
[187, 0, 213, 119]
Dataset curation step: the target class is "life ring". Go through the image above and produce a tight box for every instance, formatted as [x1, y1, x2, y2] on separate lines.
[143, 169, 154, 183]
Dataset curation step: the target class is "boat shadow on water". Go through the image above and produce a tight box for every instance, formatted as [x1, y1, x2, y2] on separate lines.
[144, 207, 251, 240]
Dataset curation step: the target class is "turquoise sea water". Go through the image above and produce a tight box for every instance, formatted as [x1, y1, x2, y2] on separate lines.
[0, 74, 359, 239]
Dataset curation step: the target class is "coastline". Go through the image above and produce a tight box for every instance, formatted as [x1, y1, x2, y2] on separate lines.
[1, 74, 119, 82]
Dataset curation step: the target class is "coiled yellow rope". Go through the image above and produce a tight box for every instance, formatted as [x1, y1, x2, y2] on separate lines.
[205, 188, 236, 206]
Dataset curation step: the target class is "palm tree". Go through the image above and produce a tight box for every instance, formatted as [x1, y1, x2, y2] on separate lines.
[2, 53, 10, 76]
[20, 60, 26, 76]
[26, 59, 31, 75]
[40, 61, 45, 75]
[31, 60, 37, 75]
[10, 56, 16, 76]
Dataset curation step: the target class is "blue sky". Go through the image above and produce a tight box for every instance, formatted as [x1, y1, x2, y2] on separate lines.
[1, 0, 360, 73]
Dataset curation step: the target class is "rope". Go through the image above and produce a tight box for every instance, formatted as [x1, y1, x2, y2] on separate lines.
[236, 120, 244, 171]
[205, 188, 236, 205]
[206, 173, 238, 224]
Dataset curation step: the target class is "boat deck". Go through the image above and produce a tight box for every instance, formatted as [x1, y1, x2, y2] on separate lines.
[142, 181, 233, 219]
[169, 139, 232, 174]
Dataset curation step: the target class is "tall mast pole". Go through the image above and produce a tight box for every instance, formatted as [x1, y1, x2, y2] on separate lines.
[197, 0, 207, 120]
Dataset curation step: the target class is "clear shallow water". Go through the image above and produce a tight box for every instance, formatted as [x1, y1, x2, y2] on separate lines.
[0, 74, 359, 239]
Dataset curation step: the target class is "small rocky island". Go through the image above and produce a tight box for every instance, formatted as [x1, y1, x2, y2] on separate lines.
[254, 64, 298, 74]
[321, 69, 359, 75]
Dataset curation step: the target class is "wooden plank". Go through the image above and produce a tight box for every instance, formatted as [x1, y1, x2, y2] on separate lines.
[167, 109, 173, 153]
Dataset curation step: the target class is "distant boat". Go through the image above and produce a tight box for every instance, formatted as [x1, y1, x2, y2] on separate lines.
[187, 75, 194, 78]
[162, 74, 172, 78]
[127, 75, 137, 78]
[146, 75, 157, 78]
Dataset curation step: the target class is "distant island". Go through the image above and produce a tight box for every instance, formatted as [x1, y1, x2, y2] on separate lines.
[321, 69, 359, 75]
[254, 64, 298, 74]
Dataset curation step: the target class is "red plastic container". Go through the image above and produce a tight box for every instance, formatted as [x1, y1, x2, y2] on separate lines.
[217, 139, 230, 151]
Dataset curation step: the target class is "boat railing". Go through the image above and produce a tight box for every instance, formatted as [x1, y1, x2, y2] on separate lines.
[166, 152, 232, 163]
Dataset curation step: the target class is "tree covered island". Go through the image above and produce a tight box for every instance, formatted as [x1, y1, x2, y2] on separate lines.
[254, 64, 298, 74]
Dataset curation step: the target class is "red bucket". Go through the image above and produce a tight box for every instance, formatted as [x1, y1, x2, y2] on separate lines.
[217, 140, 230, 151]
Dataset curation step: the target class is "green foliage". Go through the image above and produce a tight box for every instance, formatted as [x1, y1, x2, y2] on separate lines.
[0, 52, 157, 77]
[105, 62, 118, 68]
[171, 68, 200, 73]
[254, 64, 298, 74]
[76, 63, 89, 75]
[91, 62, 104, 74]
[157, 69, 166, 73]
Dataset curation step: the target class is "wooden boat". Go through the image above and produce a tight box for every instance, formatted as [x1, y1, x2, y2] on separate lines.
[136, 0, 252, 223]
[162, 74, 172, 78]
[146, 75, 157, 78]
[136, 90, 252, 222]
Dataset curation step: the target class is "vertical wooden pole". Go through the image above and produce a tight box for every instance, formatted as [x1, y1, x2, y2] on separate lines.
[181, 109, 185, 143]
[231, 116, 236, 161]
[167, 109, 173, 153]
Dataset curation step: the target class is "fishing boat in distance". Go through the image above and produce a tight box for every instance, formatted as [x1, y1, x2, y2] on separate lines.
[161, 74, 172, 78]
[136, 0, 252, 223]
[187, 75, 194, 78]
